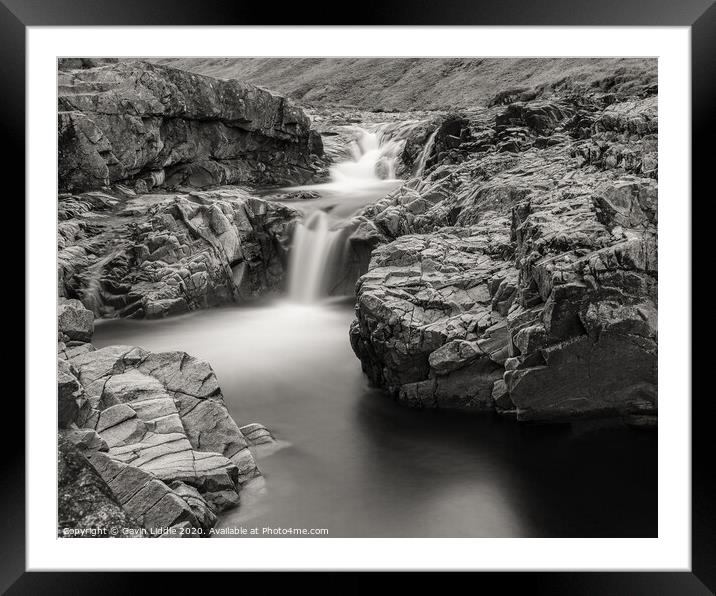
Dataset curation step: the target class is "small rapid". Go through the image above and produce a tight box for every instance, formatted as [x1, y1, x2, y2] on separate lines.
[286, 127, 403, 302]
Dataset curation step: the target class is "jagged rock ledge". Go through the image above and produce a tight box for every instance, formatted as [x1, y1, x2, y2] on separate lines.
[58, 60, 325, 193]
[349, 90, 658, 424]
[59, 188, 299, 319]
[58, 298, 278, 537]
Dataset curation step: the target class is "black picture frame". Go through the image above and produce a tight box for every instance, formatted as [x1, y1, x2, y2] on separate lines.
[8, 0, 711, 591]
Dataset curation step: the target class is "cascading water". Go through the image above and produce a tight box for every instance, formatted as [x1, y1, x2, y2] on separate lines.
[329, 129, 403, 185]
[287, 128, 403, 302]
[414, 127, 439, 178]
[81, 247, 124, 316]
[288, 211, 342, 302]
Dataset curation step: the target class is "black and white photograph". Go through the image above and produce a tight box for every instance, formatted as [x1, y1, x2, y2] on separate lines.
[4, 0, 707, 584]
[55, 56, 660, 540]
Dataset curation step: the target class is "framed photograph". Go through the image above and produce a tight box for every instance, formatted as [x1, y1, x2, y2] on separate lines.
[11, 0, 710, 590]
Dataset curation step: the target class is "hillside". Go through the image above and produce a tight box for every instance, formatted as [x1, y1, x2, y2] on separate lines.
[149, 57, 656, 111]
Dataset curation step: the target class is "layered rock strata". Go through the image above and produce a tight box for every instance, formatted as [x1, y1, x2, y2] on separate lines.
[57, 299, 270, 536]
[350, 89, 658, 423]
[58, 60, 324, 193]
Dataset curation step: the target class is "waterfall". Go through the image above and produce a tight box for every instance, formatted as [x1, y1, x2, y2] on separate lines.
[284, 121, 455, 303]
[288, 211, 342, 302]
[329, 128, 402, 186]
[80, 247, 123, 316]
[414, 127, 439, 178]
[287, 128, 403, 303]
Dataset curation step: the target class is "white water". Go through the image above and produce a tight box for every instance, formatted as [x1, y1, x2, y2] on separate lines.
[287, 129, 403, 302]
[414, 127, 439, 178]
[330, 128, 403, 184]
[288, 211, 342, 302]
[81, 247, 124, 316]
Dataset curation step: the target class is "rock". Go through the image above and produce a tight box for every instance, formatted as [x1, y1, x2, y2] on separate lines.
[350, 221, 513, 402]
[239, 423, 276, 446]
[169, 481, 218, 531]
[397, 115, 470, 176]
[505, 334, 656, 421]
[96, 403, 139, 433]
[57, 358, 88, 428]
[58, 61, 325, 193]
[428, 340, 483, 375]
[87, 451, 199, 532]
[491, 379, 513, 413]
[56, 278, 260, 536]
[60, 427, 109, 452]
[350, 90, 658, 423]
[58, 298, 94, 342]
[264, 190, 321, 201]
[70, 345, 259, 491]
[58, 437, 139, 537]
[58, 188, 300, 319]
[496, 101, 573, 135]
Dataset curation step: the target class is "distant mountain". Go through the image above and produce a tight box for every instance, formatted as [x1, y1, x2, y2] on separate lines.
[149, 57, 656, 111]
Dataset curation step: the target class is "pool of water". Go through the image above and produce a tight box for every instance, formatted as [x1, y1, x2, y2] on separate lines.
[93, 300, 657, 538]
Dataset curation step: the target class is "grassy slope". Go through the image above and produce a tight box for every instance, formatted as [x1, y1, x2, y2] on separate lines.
[149, 57, 656, 111]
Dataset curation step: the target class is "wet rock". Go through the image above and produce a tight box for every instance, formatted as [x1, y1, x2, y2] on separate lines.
[69, 344, 259, 490]
[505, 333, 656, 421]
[240, 423, 276, 446]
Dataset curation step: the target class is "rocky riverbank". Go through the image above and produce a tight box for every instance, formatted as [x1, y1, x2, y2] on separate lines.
[59, 187, 300, 319]
[56, 62, 305, 537]
[58, 297, 277, 536]
[59, 60, 325, 193]
[58, 60, 329, 319]
[349, 83, 658, 423]
[56, 58, 658, 538]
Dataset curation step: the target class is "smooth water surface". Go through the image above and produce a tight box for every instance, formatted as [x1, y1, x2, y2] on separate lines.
[94, 301, 657, 537]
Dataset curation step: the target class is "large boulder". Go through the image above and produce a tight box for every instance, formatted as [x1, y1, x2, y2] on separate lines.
[58, 344, 250, 533]
[58, 60, 324, 193]
[68, 345, 260, 491]
[350, 219, 513, 410]
[56, 282, 276, 535]
[351, 92, 658, 423]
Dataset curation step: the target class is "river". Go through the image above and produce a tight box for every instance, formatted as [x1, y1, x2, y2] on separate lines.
[92, 125, 656, 537]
